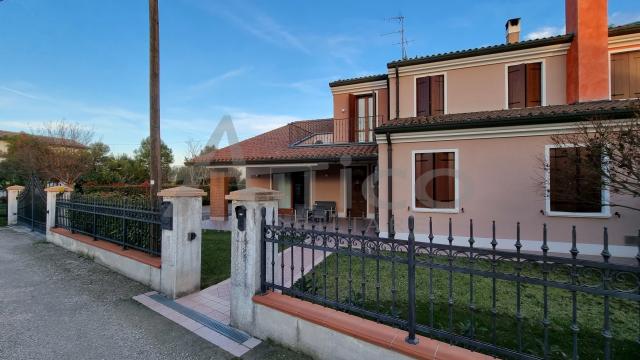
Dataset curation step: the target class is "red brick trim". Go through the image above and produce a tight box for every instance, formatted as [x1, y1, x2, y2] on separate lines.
[50, 228, 161, 269]
[253, 292, 491, 360]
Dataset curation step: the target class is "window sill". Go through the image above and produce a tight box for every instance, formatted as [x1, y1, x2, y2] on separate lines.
[412, 207, 460, 214]
[544, 211, 611, 219]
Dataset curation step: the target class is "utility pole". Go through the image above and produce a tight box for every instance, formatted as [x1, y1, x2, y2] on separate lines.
[149, 0, 162, 199]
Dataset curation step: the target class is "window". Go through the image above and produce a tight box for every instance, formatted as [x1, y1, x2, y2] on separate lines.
[355, 94, 374, 142]
[547, 146, 605, 215]
[508, 62, 542, 109]
[271, 173, 292, 209]
[416, 75, 445, 117]
[413, 150, 457, 211]
[611, 50, 640, 100]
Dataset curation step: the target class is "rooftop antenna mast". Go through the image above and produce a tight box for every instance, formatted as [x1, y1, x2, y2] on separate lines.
[383, 15, 410, 60]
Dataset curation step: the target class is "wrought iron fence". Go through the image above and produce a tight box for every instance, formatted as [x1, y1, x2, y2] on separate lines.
[0, 186, 7, 227]
[55, 193, 162, 256]
[260, 209, 640, 360]
[17, 177, 47, 233]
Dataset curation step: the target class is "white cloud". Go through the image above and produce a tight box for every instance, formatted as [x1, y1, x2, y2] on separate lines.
[188, 67, 251, 93]
[609, 12, 640, 26]
[524, 26, 565, 41]
[194, 0, 309, 54]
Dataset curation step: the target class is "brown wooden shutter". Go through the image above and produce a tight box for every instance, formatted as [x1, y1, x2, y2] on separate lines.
[430, 75, 445, 115]
[348, 94, 356, 142]
[630, 51, 640, 98]
[508, 64, 526, 108]
[416, 77, 430, 116]
[525, 63, 542, 107]
[611, 52, 630, 100]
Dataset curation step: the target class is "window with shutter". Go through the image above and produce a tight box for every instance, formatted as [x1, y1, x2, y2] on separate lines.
[416, 75, 445, 116]
[414, 151, 457, 210]
[508, 62, 542, 109]
[610, 50, 640, 100]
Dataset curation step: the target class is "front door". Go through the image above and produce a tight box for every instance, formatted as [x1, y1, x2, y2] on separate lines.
[349, 166, 367, 218]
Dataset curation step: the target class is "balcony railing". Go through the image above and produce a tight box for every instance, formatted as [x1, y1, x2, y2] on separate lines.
[289, 116, 383, 146]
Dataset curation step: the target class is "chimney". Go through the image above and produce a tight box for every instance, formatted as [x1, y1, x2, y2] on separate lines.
[565, 0, 609, 103]
[505, 18, 521, 44]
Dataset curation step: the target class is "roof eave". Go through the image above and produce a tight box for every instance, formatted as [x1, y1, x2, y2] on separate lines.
[386, 34, 574, 69]
[375, 108, 637, 135]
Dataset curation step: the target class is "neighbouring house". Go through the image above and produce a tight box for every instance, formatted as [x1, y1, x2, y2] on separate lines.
[0, 130, 87, 162]
[193, 0, 640, 257]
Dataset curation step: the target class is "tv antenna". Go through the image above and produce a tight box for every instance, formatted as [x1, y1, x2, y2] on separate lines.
[383, 15, 411, 60]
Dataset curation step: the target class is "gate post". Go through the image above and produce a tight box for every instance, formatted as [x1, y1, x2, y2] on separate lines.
[158, 186, 206, 299]
[6, 185, 24, 226]
[45, 186, 72, 238]
[226, 188, 280, 333]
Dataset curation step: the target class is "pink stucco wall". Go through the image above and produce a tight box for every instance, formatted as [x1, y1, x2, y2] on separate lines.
[378, 136, 639, 252]
[389, 54, 568, 119]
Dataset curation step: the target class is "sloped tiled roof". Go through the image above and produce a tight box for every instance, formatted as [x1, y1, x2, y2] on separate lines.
[376, 99, 640, 134]
[329, 74, 388, 88]
[0, 130, 87, 149]
[609, 21, 640, 37]
[191, 119, 377, 166]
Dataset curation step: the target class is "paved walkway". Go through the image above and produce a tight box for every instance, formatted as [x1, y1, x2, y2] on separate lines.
[0, 226, 306, 360]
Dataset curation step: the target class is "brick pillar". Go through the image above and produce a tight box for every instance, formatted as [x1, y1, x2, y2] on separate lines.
[210, 169, 230, 220]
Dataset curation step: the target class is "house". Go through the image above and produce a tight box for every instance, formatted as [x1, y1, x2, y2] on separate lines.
[0, 130, 87, 161]
[194, 0, 640, 257]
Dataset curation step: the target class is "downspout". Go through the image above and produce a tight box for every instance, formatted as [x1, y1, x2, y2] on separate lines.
[394, 65, 400, 120]
[385, 132, 393, 232]
[386, 75, 391, 122]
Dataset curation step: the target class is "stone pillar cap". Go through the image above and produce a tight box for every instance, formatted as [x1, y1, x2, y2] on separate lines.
[6, 185, 25, 191]
[158, 186, 206, 197]
[45, 185, 74, 193]
[226, 187, 282, 201]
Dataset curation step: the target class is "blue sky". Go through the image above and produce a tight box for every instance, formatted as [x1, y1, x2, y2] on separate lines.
[1, 0, 638, 165]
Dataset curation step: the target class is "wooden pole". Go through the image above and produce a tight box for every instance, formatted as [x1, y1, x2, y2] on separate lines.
[149, 0, 161, 199]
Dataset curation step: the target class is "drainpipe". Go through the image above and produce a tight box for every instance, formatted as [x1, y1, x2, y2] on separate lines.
[386, 75, 391, 123]
[394, 65, 400, 120]
[385, 132, 393, 231]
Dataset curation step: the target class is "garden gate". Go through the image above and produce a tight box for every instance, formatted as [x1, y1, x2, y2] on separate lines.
[17, 177, 47, 233]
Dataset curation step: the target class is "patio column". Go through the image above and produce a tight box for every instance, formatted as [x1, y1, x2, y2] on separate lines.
[158, 186, 206, 299]
[227, 187, 280, 333]
[44, 186, 73, 237]
[210, 169, 230, 220]
[6, 185, 24, 226]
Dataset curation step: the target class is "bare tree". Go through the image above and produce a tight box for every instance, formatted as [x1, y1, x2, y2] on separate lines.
[544, 113, 640, 212]
[37, 121, 94, 186]
[181, 139, 213, 186]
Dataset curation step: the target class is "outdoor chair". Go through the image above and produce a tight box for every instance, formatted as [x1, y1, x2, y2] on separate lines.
[310, 201, 336, 223]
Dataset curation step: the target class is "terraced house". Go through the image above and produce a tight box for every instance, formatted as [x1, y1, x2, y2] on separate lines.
[195, 0, 640, 257]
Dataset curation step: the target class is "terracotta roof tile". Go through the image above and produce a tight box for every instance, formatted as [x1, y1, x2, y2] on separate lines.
[376, 99, 640, 134]
[191, 119, 377, 166]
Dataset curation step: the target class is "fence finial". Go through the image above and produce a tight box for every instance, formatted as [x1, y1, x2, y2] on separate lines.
[515, 222, 522, 252]
[570, 225, 579, 259]
[491, 221, 497, 250]
[541, 223, 549, 254]
[389, 214, 395, 239]
[447, 218, 453, 246]
[468, 219, 475, 248]
[428, 217, 434, 243]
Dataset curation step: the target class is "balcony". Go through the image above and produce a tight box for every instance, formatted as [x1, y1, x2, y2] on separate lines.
[289, 116, 382, 146]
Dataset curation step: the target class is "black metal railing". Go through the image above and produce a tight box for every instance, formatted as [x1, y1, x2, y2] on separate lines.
[260, 209, 640, 360]
[55, 193, 162, 256]
[0, 186, 7, 227]
[288, 120, 334, 146]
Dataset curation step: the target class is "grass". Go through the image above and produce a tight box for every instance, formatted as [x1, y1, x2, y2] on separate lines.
[201, 230, 231, 289]
[292, 252, 638, 360]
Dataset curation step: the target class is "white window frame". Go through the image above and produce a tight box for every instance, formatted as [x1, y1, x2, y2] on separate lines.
[413, 72, 448, 117]
[411, 149, 460, 213]
[503, 59, 547, 110]
[544, 144, 610, 218]
[607, 47, 640, 100]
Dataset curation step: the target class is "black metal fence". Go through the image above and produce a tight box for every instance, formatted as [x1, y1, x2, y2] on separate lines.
[55, 193, 162, 256]
[17, 177, 47, 233]
[0, 186, 7, 227]
[260, 209, 640, 360]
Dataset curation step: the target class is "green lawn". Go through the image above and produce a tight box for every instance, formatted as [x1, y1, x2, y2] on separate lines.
[201, 230, 231, 289]
[292, 252, 638, 360]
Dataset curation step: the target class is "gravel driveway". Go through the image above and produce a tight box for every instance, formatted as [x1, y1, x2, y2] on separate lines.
[0, 227, 306, 360]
